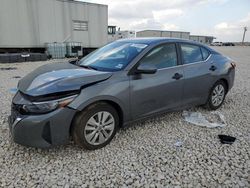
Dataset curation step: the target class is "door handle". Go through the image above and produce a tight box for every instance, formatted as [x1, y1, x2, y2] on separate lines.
[172, 73, 183, 80]
[209, 65, 217, 71]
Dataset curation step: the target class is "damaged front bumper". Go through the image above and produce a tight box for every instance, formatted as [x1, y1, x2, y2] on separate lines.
[8, 96, 77, 148]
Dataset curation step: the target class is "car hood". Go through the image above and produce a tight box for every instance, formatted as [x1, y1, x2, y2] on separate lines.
[18, 62, 113, 96]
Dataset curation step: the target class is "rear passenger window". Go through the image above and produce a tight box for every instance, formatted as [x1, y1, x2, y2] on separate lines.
[140, 43, 177, 69]
[181, 44, 203, 64]
[201, 47, 210, 60]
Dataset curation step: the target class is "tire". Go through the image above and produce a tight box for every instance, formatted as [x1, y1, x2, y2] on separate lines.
[72, 102, 119, 150]
[205, 80, 227, 110]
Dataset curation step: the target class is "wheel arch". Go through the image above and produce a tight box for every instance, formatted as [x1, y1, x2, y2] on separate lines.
[100, 100, 124, 127]
[70, 98, 125, 135]
[218, 78, 229, 93]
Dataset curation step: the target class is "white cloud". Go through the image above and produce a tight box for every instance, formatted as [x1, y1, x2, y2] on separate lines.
[82, 0, 215, 31]
[153, 9, 184, 22]
[81, 0, 249, 41]
[163, 23, 180, 30]
[127, 19, 179, 31]
[130, 19, 164, 30]
[213, 13, 250, 41]
[215, 22, 230, 29]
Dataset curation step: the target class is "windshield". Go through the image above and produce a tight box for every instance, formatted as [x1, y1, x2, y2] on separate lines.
[79, 42, 148, 71]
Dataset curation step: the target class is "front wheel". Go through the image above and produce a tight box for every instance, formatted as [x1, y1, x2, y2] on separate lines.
[205, 81, 227, 110]
[72, 102, 119, 150]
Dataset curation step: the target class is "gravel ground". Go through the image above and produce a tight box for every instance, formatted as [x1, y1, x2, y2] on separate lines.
[0, 47, 249, 187]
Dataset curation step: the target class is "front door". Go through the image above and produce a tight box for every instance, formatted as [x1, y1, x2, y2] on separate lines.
[130, 43, 184, 119]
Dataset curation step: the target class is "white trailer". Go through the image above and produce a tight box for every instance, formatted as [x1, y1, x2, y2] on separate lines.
[0, 0, 108, 50]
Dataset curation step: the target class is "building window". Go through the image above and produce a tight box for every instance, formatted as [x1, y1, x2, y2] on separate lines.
[108, 26, 116, 35]
[73, 20, 88, 31]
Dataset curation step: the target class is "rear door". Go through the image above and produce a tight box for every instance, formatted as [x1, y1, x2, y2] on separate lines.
[179, 43, 214, 105]
[129, 43, 184, 119]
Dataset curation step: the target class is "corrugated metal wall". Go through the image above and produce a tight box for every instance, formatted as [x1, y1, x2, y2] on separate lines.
[136, 30, 190, 39]
[0, 0, 108, 48]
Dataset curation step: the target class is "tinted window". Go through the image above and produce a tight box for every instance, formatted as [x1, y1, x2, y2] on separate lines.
[181, 44, 203, 64]
[139, 43, 177, 69]
[201, 47, 210, 60]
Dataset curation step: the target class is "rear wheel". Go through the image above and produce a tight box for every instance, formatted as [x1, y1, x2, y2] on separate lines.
[205, 81, 227, 110]
[72, 102, 119, 150]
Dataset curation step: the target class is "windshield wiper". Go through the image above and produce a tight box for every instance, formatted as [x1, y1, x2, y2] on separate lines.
[80, 65, 98, 70]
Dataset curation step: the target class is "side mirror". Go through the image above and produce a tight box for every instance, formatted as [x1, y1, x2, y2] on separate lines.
[135, 64, 157, 74]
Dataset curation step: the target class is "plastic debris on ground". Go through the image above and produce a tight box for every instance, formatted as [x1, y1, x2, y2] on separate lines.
[174, 141, 183, 147]
[182, 110, 226, 128]
[218, 134, 236, 144]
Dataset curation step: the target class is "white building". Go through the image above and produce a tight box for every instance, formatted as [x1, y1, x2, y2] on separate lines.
[0, 0, 108, 50]
[136, 30, 190, 39]
[189, 35, 215, 44]
[136, 30, 215, 44]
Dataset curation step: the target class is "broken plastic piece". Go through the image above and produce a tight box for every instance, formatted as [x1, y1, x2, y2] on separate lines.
[183, 111, 226, 128]
[218, 135, 236, 144]
[174, 141, 183, 147]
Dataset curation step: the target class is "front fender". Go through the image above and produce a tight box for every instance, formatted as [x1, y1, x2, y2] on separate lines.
[68, 77, 130, 123]
[69, 95, 129, 125]
[74, 95, 125, 112]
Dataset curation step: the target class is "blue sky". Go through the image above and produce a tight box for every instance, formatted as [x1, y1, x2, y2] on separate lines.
[82, 0, 250, 42]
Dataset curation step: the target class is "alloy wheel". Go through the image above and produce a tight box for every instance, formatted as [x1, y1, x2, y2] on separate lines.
[84, 111, 115, 145]
[211, 84, 225, 106]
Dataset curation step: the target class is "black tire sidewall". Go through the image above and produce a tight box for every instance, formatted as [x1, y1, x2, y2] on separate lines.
[72, 103, 119, 150]
[208, 81, 227, 110]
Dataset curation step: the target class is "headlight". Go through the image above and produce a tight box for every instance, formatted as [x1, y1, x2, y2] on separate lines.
[21, 95, 77, 114]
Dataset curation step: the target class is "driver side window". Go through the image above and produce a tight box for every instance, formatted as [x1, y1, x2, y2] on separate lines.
[139, 43, 178, 69]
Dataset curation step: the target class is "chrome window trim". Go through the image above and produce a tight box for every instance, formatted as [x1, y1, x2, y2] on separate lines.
[127, 41, 212, 74]
[181, 53, 212, 67]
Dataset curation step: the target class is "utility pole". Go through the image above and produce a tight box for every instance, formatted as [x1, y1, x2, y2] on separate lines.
[242, 27, 247, 44]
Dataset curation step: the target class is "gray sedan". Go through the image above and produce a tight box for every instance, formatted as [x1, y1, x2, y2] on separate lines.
[9, 38, 235, 149]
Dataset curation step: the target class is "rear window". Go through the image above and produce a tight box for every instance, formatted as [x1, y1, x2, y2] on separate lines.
[201, 47, 210, 60]
[181, 44, 203, 64]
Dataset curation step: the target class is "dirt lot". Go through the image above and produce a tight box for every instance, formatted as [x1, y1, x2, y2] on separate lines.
[0, 46, 249, 187]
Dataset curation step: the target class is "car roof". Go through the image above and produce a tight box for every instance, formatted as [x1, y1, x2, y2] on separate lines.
[117, 37, 198, 45]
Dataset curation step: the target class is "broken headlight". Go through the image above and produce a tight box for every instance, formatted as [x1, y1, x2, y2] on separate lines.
[21, 95, 77, 114]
